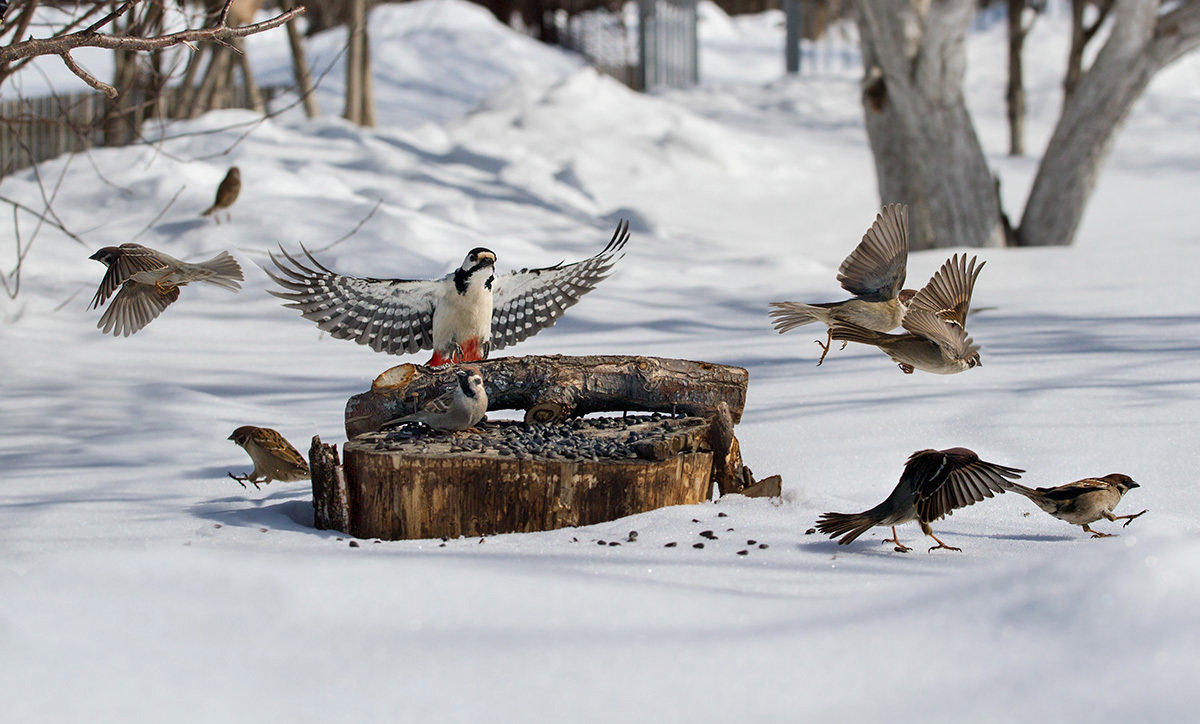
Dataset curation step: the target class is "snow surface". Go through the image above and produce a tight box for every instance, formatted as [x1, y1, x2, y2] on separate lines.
[3, 1, 1200, 720]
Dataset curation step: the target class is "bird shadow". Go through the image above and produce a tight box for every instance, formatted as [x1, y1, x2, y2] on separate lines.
[154, 219, 210, 237]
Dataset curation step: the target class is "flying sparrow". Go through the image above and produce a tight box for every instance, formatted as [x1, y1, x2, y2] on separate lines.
[827, 253, 984, 374]
[1002, 473, 1146, 538]
[267, 221, 629, 366]
[89, 243, 244, 337]
[386, 366, 488, 431]
[769, 203, 915, 365]
[816, 447, 1025, 552]
[202, 167, 241, 223]
[227, 426, 310, 489]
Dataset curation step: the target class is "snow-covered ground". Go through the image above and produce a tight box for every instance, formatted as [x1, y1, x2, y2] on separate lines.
[3, 1, 1199, 720]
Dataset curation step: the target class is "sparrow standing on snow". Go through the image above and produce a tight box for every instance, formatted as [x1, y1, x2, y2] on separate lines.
[769, 203, 915, 365]
[386, 366, 488, 431]
[267, 221, 629, 366]
[202, 167, 241, 223]
[227, 426, 310, 489]
[225, 427, 309, 489]
[89, 243, 244, 336]
[828, 253, 984, 374]
[816, 447, 1025, 552]
[1003, 473, 1147, 538]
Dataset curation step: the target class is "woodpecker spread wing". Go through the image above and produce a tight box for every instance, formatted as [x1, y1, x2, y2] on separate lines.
[907, 253, 983, 327]
[97, 281, 180, 337]
[489, 220, 629, 350]
[908, 448, 1024, 523]
[266, 245, 440, 355]
[836, 203, 908, 302]
[91, 244, 169, 309]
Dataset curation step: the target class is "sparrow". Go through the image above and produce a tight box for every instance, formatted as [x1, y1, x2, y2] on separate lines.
[202, 167, 241, 222]
[89, 243, 244, 337]
[827, 253, 984, 374]
[769, 203, 915, 365]
[1002, 473, 1147, 538]
[386, 366, 488, 431]
[816, 447, 1025, 552]
[227, 425, 310, 489]
[266, 220, 630, 366]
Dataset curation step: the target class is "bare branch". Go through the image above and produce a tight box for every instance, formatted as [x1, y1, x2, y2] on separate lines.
[59, 50, 118, 98]
[131, 185, 186, 242]
[0, 5, 307, 67]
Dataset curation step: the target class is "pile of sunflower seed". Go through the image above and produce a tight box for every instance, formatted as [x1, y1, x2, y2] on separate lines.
[360, 413, 701, 462]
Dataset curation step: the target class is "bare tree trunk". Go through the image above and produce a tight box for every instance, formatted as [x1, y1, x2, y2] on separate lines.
[1006, 0, 1027, 157]
[343, 0, 368, 125]
[854, 0, 1004, 250]
[281, 0, 319, 118]
[1018, 0, 1200, 246]
[230, 36, 264, 114]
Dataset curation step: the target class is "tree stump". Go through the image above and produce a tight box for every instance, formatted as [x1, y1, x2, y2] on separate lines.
[312, 355, 775, 540]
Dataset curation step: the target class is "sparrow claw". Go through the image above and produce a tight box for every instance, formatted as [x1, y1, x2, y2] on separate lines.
[899, 363, 915, 374]
[1121, 509, 1149, 528]
[927, 542, 963, 553]
[813, 336, 831, 367]
[227, 472, 248, 489]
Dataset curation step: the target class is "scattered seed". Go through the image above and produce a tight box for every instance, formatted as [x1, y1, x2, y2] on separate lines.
[693, 542, 705, 549]
[213, 524, 222, 529]
[805, 528, 817, 535]
[608, 541, 620, 547]
[349, 540, 359, 548]
[737, 550, 749, 556]
[758, 543, 769, 549]
[597, 540, 607, 546]
[627, 531, 639, 542]
[718, 512, 728, 518]
[699, 530, 717, 540]
[665, 542, 677, 548]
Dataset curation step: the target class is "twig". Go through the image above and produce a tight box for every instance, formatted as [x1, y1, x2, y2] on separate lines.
[313, 198, 384, 252]
[131, 184, 186, 242]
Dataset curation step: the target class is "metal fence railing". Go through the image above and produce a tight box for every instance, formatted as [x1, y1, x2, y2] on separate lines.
[555, 0, 698, 92]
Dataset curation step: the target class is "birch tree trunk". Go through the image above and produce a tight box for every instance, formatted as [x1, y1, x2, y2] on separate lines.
[855, 0, 1004, 250]
[1018, 0, 1200, 246]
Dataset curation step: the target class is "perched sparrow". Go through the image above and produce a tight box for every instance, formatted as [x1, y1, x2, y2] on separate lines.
[816, 447, 1024, 552]
[769, 204, 915, 365]
[227, 426, 310, 489]
[89, 243, 244, 337]
[828, 253, 984, 374]
[1002, 473, 1146, 538]
[267, 221, 629, 366]
[202, 167, 241, 222]
[386, 367, 488, 431]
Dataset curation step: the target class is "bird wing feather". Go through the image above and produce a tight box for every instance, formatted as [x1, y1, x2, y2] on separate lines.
[836, 203, 908, 302]
[900, 308, 979, 362]
[913, 451, 1024, 523]
[907, 253, 983, 326]
[489, 220, 629, 350]
[97, 280, 180, 337]
[266, 244, 440, 355]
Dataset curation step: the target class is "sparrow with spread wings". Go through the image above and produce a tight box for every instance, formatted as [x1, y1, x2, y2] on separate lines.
[266, 221, 630, 366]
[89, 243, 244, 337]
[828, 253, 985, 374]
[769, 204, 916, 366]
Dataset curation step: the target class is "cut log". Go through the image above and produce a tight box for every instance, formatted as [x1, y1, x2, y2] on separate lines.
[344, 354, 748, 439]
[334, 417, 714, 540]
[310, 435, 349, 532]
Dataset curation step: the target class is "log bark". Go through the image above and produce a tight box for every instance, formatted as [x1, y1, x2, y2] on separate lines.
[281, 0, 319, 119]
[310, 435, 350, 532]
[344, 355, 749, 439]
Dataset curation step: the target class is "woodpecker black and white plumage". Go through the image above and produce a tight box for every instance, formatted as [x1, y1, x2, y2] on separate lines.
[266, 221, 630, 366]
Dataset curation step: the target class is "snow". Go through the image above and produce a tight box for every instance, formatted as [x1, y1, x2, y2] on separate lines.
[3, 0, 1199, 720]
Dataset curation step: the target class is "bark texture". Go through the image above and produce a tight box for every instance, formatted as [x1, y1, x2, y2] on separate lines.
[344, 355, 749, 439]
[855, 0, 1004, 250]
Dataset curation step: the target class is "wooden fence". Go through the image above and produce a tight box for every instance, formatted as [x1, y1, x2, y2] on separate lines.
[0, 84, 285, 178]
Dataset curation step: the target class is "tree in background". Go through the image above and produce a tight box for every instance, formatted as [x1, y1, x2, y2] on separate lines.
[855, 0, 1200, 249]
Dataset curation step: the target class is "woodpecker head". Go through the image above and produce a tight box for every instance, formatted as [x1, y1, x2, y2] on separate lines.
[455, 248, 496, 294]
